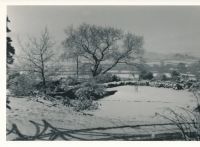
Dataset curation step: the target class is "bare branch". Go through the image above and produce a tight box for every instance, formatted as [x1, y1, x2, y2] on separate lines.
[62, 23, 143, 77]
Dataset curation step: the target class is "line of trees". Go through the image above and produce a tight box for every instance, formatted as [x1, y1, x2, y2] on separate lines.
[7, 17, 15, 65]
[7, 17, 15, 109]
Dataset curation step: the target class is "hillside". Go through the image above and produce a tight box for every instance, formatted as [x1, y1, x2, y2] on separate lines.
[144, 52, 200, 65]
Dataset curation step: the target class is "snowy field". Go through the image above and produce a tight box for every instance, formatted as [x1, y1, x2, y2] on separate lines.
[7, 86, 197, 140]
[87, 86, 196, 123]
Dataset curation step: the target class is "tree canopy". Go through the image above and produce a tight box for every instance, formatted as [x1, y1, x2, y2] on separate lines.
[63, 23, 144, 77]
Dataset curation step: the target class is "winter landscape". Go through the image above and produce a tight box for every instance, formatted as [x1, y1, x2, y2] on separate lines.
[6, 6, 200, 141]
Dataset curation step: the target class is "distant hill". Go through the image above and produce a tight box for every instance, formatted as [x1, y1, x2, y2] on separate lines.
[144, 51, 200, 65]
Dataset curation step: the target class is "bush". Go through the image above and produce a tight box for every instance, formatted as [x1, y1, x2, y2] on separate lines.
[38, 80, 107, 111]
[65, 81, 105, 111]
[95, 73, 121, 83]
[139, 70, 153, 80]
[34, 80, 62, 93]
[161, 74, 170, 81]
[75, 81, 105, 100]
[158, 88, 200, 140]
[7, 72, 20, 88]
[44, 81, 106, 111]
[37, 77, 79, 93]
[64, 76, 80, 86]
[171, 70, 180, 81]
[9, 73, 37, 96]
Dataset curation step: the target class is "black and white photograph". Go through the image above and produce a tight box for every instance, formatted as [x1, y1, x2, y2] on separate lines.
[4, 3, 200, 141]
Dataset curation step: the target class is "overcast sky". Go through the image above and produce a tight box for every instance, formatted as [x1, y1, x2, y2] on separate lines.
[7, 6, 200, 57]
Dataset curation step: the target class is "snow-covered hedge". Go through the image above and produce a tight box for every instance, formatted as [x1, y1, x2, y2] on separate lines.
[103, 80, 199, 90]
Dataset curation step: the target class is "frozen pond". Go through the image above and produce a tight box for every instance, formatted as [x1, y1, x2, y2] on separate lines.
[89, 86, 196, 122]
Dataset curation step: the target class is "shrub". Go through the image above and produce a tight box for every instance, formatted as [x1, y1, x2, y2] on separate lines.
[34, 80, 62, 93]
[47, 82, 103, 111]
[31, 79, 111, 111]
[7, 72, 20, 88]
[64, 76, 80, 86]
[161, 74, 170, 81]
[95, 73, 121, 83]
[36, 77, 79, 94]
[75, 81, 105, 100]
[158, 88, 200, 140]
[171, 70, 180, 81]
[39, 80, 108, 111]
[9, 73, 37, 96]
[66, 81, 105, 111]
[139, 70, 153, 80]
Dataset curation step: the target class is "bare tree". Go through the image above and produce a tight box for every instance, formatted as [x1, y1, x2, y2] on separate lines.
[61, 26, 84, 78]
[18, 27, 55, 93]
[62, 24, 144, 77]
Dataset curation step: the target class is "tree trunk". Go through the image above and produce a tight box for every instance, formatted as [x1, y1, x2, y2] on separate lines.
[76, 56, 79, 79]
[92, 65, 99, 77]
[40, 53, 46, 94]
[92, 71, 98, 77]
[91, 60, 102, 77]
[41, 70, 46, 94]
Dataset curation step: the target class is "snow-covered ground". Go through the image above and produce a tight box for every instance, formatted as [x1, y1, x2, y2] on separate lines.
[87, 86, 196, 122]
[6, 86, 197, 140]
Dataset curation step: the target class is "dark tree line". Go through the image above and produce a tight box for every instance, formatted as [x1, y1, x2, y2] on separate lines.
[7, 17, 15, 109]
[7, 17, 15, 65]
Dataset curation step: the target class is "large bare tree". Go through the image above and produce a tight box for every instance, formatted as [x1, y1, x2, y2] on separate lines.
[18, 27, 56, 93]
[62, 24, 144, 77]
